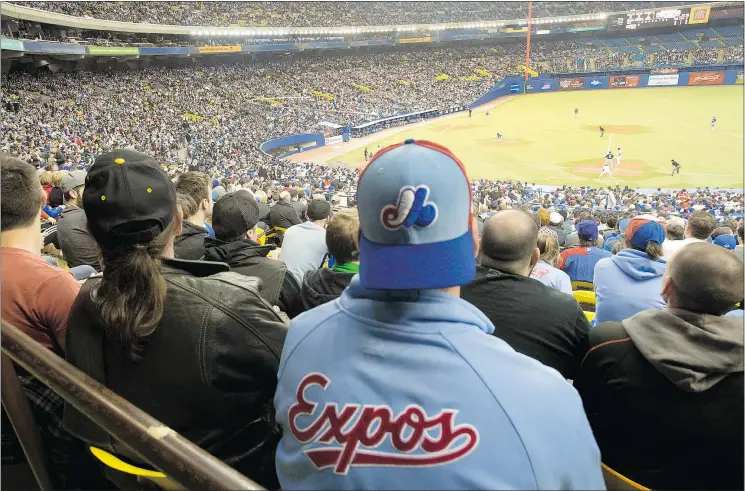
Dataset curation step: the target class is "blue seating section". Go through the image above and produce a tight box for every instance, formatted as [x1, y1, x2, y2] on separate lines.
[661, 41, 698, 50]
[698, 40, 723, 48]
[723, 37, 744, 46]
[656, 32, 685, 43]
[714, 25, 744, 38]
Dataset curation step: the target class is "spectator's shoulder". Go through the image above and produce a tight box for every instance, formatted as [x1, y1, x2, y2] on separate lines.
[582, 321, 630, 359]
[278, 299, 343, 378]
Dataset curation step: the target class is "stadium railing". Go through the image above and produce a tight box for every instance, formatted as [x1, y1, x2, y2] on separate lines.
[0, 320, 265, 491]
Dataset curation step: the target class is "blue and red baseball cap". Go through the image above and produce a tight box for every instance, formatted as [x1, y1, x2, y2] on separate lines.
[356, 139, 475, 290]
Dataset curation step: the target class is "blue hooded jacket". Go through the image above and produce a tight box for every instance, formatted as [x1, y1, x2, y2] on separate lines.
[274, 276, 604, 490]
[594, 249, 667, 324]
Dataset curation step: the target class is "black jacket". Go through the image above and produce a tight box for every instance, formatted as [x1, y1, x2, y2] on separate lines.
[203, 237, 302, 317]
[300, 268, 355, 312]
[460, 266, 590, 379]
[575, 311, 743, 490]
[63, 259, 288, 489]
[269, 201, 302, 229]
[257, 202, 271, 226]
[174, 220, 209, 260]
[57, 206, 101, 271]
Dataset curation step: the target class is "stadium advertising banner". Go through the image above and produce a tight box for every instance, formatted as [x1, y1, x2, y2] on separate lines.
[609, 75, 639, 88]
[584, 76, 609, 90]
[688, 72, 725, 86]
[558, 78, 584, 91]
[324, 135, 344, 145]
[88, 46, 139, 55]
[139, 47, 189, 55]
[525, 79, 555, 93]
[737, 72, 744, 85]
[398, 37, 431, 44]
[199, 45, 241, 53]
[688, 5, 711, 24]
[647, 74, 680, 86]
[1, 38, 23, 51]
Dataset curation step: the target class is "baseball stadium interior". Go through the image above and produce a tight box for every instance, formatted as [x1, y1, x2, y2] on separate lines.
[1, 1, 743, 490]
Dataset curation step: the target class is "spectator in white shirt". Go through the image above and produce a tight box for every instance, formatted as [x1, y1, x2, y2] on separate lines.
[662, 211, 717, 261]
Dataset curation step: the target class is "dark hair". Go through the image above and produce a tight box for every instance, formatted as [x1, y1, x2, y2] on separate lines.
[1, 153, 45, 231]
[606, 216, 618, 230]
[175, 171, 210, 217]
[711, 227, 734, 240]
[667, 224, 685, 240]
[176, 191, 198, 218]
[686, 211, 717, 240]
[738, 222, 744, 240]
[325, 213, 359, 264]
[95, 219, 175, 362]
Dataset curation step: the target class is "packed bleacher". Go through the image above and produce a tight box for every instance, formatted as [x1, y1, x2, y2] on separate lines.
[11, 1, 674, 27]
[2, 136, 743, 490]
[3, 35, 742, 180]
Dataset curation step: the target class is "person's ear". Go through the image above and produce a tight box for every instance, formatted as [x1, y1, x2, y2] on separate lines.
[246, 227, 258, 241]
[174, 206, 184, 238]
[530, 247, 540, 268]
[201, 198, 209, 212]
[661, 274, 673, 305]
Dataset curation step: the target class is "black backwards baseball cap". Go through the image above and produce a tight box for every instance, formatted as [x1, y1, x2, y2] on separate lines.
[212, 190, 261, 242]
[83, 149, 176, 248]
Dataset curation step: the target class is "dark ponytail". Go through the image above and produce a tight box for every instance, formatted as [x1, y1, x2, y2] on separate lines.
[97, 221, 174, 362]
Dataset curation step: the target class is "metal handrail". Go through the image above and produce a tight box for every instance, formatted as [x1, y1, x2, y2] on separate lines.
[1, 320, 265, 491]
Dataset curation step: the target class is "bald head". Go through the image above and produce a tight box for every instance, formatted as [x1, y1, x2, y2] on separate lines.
[664, 242, 744, 315]
[479, 210, 539, 275]
[279, 190, 291, 203]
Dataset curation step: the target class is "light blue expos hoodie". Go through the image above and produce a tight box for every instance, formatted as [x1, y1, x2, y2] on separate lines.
[274, 276, 605, 490]
[594, 249, 667, 324]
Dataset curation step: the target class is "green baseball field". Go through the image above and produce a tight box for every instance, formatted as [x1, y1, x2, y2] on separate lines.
[332, 86, 744, 189]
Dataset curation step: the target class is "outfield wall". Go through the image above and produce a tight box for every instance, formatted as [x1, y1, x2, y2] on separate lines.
[523, 69, 743, 93]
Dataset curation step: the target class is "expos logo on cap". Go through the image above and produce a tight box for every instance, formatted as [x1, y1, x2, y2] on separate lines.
[357, 139, 475, 290]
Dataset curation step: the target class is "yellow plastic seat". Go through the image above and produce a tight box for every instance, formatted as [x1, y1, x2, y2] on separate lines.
[90, 446, 165, 478]
[256, 227, 266, 245]
[573, 290, 597, 306]
[572, 280, 595, 291]
[584, 311, 595, 322]
[601, 463, 649, 490]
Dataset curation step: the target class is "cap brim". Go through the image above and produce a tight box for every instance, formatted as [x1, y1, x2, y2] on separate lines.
[359, 230, 476, 290]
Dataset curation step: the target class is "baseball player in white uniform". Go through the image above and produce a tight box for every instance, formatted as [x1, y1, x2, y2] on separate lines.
[599, 153, 614, 179]
[615, 147, 622, 168]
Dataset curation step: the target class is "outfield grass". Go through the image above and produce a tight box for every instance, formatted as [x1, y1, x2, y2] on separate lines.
[334, 86, 744, 189]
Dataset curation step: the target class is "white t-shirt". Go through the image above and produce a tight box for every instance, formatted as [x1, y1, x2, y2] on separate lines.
[662, 237, 706, 261]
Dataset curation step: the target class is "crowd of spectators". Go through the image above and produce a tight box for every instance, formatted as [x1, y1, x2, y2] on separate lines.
[11, 1, 672, 27]
[4, 39, 739, 182]
[1, 134, 742, 489]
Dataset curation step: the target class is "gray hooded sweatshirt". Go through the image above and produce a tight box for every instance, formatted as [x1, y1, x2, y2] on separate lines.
[623, 308, 744, 392]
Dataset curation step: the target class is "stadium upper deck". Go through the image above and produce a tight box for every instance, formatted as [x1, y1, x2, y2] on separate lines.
[9, 2, 685, 28]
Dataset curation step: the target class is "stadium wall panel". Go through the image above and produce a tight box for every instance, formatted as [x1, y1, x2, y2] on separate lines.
[260, 133, 326, 159]
[139, 47, 190, 55]
[469, 76, 524, 108]
[23, 41, 86, 55]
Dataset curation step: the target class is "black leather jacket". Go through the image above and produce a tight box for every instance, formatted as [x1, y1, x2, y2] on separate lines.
[63, 259, 288, 488]
[202, 237, 303, 318]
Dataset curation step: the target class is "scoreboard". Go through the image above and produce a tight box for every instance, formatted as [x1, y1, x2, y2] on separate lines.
[607, 7, 693, 30]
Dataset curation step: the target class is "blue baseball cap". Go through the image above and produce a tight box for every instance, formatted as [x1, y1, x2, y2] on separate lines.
[713, 234, 737, 250]
[356, 139, 475, 290]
